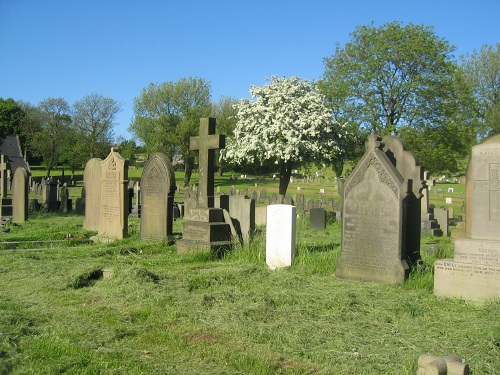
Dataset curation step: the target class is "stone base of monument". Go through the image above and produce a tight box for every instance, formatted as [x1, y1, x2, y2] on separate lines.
[421, 212, 443, 236]
[434, 238, 500, 302]
[90, 235, 119, 244]
[176, 207, 232, 255]
[1, 197, 13, 218]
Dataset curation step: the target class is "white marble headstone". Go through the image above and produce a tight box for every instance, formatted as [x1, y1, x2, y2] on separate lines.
[266, 204, 296, 269]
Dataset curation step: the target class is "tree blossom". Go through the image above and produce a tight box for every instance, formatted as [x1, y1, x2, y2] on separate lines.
[223, 76, 346, 196]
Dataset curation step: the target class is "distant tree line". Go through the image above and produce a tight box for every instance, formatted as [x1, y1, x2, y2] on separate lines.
[1, 22, 498, 192]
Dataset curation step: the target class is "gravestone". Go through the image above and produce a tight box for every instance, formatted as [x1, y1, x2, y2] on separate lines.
[336, 134, 423, 284]
[83, 158, 102, 230]
[266, 204, 296, 269]
[140, 152, 176, 241]
[0, 155, 12, 217]
[44, 178, 59, 211]
[435, 134, 500, 301]
[310, 207, 326, 230]
[12, 167, 28, 223]
[95, 148, 129, 242]
[433, 207, 449, 237]
[215, 194, 255, 244]
[177, 118, 231, 254]
[421, 171, 442, 236]
[131, 181, 141, 217]
[59, 183, 71, 213]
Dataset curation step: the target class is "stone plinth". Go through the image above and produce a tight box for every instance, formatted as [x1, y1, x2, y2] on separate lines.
[176, 207, 231, 254]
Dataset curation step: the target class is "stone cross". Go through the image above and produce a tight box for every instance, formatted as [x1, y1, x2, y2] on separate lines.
[190, 118, 225, 208]
[0, 155, 10, 198]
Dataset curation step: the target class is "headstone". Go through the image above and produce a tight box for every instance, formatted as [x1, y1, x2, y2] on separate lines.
[255, 206, 267, 226]
[435, 134, 500, 301]
[215, 195, 255, 243]
[83, 158, 102, 230]
[131, 181, 141, 217]
[310, 207, 326, 230]
[336, 134, 423, 284]
[0, 155, 12, 217]
[433, 207, 449, 237]
[445, 197, 453, 204]
[177, 118, 231, 254]
[44, 178, 59, 212]
[327, 197, 335, 209]
[59, 183, 70, 213]
[95, 148, 129, 242]
[140, 152, 176, 241]
[12, 167, 28, 223]
[283, 195, 293, 205]
[420, 171, 442, 236]
[305, 197, 314, 212]
[266, 204, 296, 269]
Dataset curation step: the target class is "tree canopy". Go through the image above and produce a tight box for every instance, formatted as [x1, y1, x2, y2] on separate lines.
[223, 76, 346, 196]
[319, 21, 457, 136]
[129, 77, 212, 186]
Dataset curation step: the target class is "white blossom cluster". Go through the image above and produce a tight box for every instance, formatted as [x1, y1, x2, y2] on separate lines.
[223, 76, 346, 165]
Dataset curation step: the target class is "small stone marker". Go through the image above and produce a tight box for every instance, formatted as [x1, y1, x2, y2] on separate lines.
[140, 152, 176, 241]
[0, 155, 9, 199]
[12, 167, 28, 223]
[95, 148, 129, 242]
[446, 197, 453, 204]
[417, 353, 469, 375]
[435, 134, 500, 301]
[44, 178, 59, 211]
[83, 158, 102, 230]
[266, 204, 296, 269]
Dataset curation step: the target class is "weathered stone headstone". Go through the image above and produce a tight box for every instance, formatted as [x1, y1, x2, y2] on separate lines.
[131, 181, 141, 217]
[0, 155, 12, 217]
[421, 172, 442, 236]
[336, 134, 423, 284]
[59, 183, 71, 213]
[433, 207, 449, 237]
[435, 134, 500, 301]
[83, 158, 102, 230]
[44, 178, 59, 212]
[177, 118, 231, 254]
[266, 204, 296, 269]
[12, 167, 28, 223]
[215, 194, 255, 244]
[95, 148, 129, 242]
[310, 207, 326, 230]
[140, 152, 176, 241]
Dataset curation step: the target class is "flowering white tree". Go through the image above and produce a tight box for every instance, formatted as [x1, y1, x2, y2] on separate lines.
[223, 76, 346, 196]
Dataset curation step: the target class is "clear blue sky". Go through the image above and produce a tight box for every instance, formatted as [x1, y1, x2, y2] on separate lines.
[1, 0, 498, 140]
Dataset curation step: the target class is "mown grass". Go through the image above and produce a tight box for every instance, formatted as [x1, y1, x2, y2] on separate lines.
[0, 211, 499, 374]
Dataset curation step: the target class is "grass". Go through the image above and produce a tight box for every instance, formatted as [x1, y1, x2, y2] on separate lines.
[0, 209, 499, 374]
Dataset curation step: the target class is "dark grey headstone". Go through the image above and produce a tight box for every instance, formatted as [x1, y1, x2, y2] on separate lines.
[310, 207, 326, 230]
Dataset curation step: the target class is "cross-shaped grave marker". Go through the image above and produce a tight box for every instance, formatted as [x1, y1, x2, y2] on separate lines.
[190, 118, 225, 208]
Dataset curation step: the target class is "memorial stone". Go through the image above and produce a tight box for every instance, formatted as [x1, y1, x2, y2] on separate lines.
[95, 148, 129, 242]
[266, 204, 296, 269]
[44, 178, 59, 212]
[336, 134, 422, 284]
[177, 118, 231, 254]
[421, 171, 443, 236]
[310, 207, 326, 230]
[433, 207, 449, 237]
[435, 134, 500, 301]
[59, 183, 71, 213]
[83, 158, 102, 231]
[0, 155, 12, 217]
[12, 167, 28, 223]
[140, 152, 176, 241]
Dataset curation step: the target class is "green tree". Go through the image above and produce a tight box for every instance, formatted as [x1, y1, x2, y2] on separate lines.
[0, 98, 25, 142]
[460, 44, 500, 139]
[129, 77, 212, 186]
[212, 96, 238, 175]
[222, 76, 346, 196]
[72, 93, 121, 159]
[32, 98, 72, 176]
[319, 22, 457, 135]
[18, 101, 44, 165]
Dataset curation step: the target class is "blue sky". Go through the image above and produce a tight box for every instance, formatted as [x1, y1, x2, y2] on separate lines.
[1, 0, 498, 140]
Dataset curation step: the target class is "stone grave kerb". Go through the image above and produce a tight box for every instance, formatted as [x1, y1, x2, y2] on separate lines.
[190, 117, 225, 208]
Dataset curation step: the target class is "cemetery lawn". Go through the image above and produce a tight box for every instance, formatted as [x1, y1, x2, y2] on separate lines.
[0, 213, 498, 374]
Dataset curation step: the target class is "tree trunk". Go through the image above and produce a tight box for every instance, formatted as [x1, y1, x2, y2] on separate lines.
[278, 160, 293, 198]
[183, 155, 193, 187]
